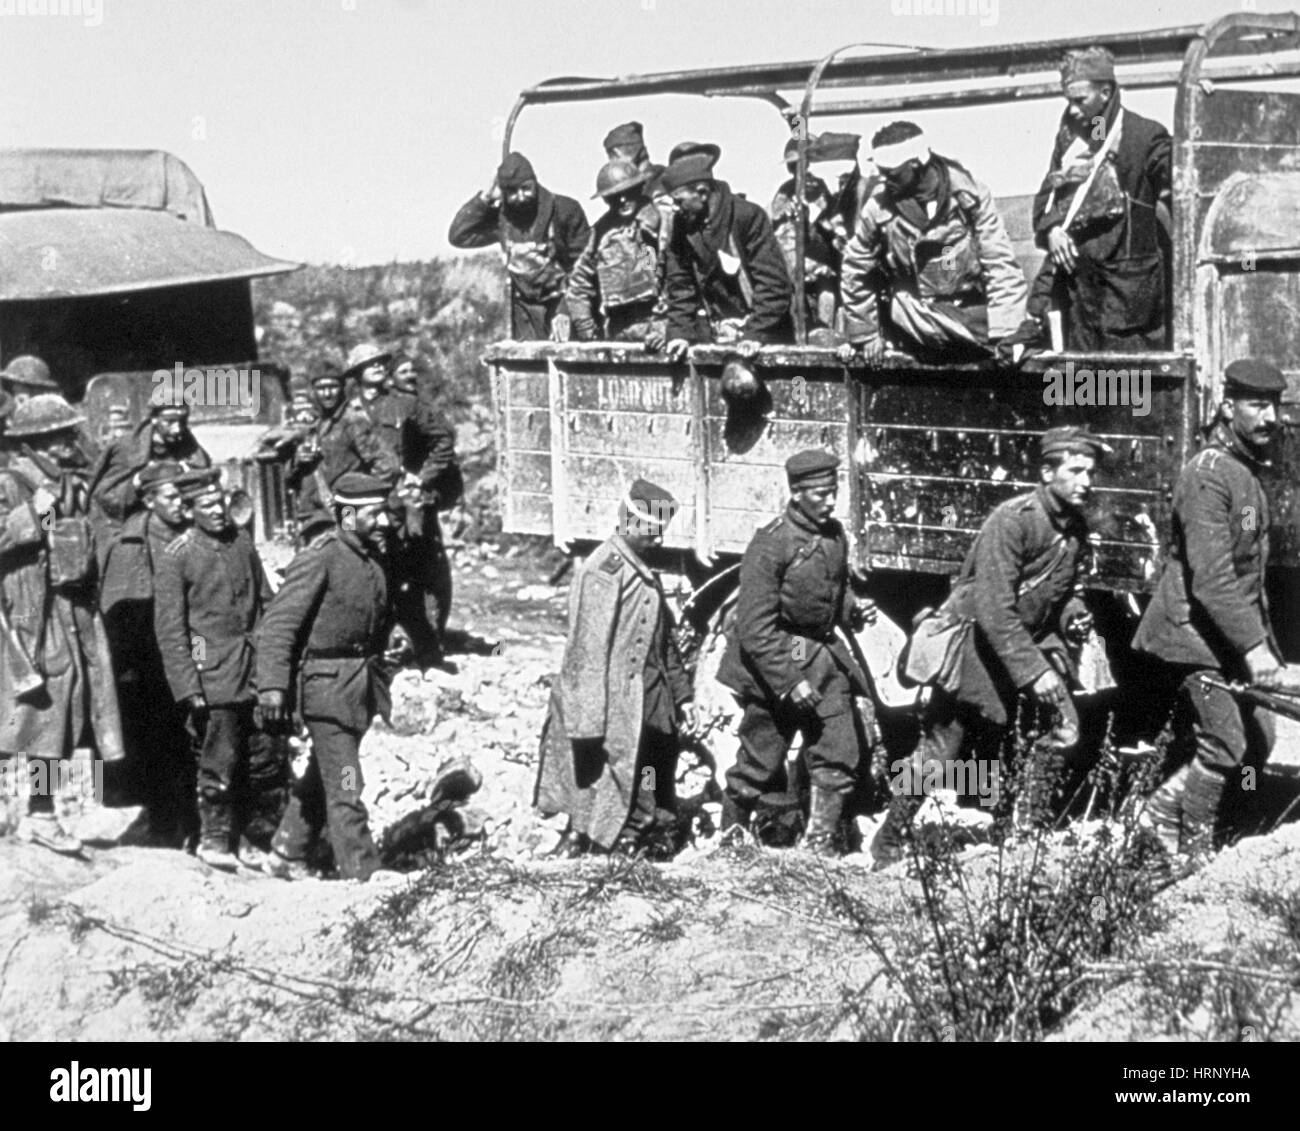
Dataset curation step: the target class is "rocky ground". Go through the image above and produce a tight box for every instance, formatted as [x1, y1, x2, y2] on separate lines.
[1, 548, 1297, 1042]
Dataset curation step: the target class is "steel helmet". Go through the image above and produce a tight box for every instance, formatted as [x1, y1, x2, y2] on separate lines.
[4, 393, 85, 438]
[344, 342, 391, 377]
[1, 355, 58, 391]
[593, 160, 651, 200]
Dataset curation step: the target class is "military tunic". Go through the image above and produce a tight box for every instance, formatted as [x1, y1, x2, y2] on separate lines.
[1134, 423, 1279, 770]
[566, 203, 664, 342]
[717, 503, 869, 805]
[535, 536, 692, 849]
[256, 527, 391, 879]
[286, 400, 398, 525]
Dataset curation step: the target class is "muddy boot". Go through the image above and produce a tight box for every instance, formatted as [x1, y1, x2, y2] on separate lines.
[801, 786, 846, 857]
[1138, 765, 1189, 856]
[195, 798, 239, 872]
[1180, 762, 1228, 859]
[871, 792, 922, 870]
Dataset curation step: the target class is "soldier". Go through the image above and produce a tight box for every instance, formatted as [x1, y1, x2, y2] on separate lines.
[1134, 360, 1299, 858]
[0, 355, 61, 403]
[603, 121, 656, 174]
[449, 151, 591, 341]
[0, 395, 124, 854]
[662, 152, 795, 357]
[389, 354, 420, 396]
[88, 400, 211, 556]
[838, 121, 1027, 364]
[281, 370, 399, 536]
[535, 479, 698, 857]
[716, 450, 874, 855]
[872, 426, 1110, 866]
[566, 160, 665, 346]
[1018, 46, 1172, 352]
[256, 472, 400, 881]
[344, 342, 407, 461]
[100, 461, 193, 846]
[154, 468, 285, 870]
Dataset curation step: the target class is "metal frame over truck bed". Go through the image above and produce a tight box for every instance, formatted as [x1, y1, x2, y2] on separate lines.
[487, 13, 1300, 599]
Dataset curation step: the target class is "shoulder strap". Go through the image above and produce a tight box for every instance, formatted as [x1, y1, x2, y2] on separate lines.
[727, 230, 756, 311]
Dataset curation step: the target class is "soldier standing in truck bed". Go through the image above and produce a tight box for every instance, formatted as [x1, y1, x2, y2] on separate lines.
[154, 468, 286, 870]
[716, 450, 873, 855]
[1134, 359, 1300, 860]
[256, 472, 399, 882]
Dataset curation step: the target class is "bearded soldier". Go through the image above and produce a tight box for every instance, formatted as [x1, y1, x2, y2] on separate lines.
[1135, 360, 1299, 858]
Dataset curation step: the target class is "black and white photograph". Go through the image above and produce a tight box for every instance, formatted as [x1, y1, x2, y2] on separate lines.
[0, 0, 1297, 1080]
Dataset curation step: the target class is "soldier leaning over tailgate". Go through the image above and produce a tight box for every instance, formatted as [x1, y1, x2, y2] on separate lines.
[1134, 360, 1300, 861]
[255, 472, 401, 882]
[716, 450, 875, 856]
[872, 427, 1110, 867]
[535, 479, 699, 858]
[0, 395, 125, 856]
[100, 461, 194, 847]
[154, 469, 287, 871]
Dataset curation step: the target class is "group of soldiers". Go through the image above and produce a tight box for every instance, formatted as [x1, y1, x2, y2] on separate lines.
[451, 44, 1169, 361]
[535, 360, 1297, 867]
[0, 345, 460, 883]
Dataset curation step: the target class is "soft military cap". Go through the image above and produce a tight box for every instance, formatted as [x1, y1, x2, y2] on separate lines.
[1039, 426, 1113, 461]
[310, 370, 345, 387]
[1224, 358, 1287, 397]
[1060, 46, 1116, 88]
[660, 154, 717, 193]
[786, 449, 840, 487]
[137, 461, 186, 495]
[623, 477, 678, 530]
[497, 152, 537, 189]
[603, 121, 645, 151]
[175, 467, 223, 502]
[333, 471, 392, 506]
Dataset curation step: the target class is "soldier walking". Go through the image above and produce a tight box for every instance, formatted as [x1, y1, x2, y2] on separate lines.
[100, 461, 192, 845]
[154, 469, 285, 870]
[1134, 360, 1299, 858]
[535, 480, 698, 857]
[0, 395, 124, 854]
[256, 472, 399, 881]
[717, 451, 873, 855]
[872, 427, 1109, 866]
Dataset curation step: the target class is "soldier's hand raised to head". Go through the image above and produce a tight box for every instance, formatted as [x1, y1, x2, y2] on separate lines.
[1028, 667, 1068, 708]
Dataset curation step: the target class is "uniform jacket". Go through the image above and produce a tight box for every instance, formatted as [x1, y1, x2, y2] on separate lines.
[409, 389, 460, 508]
[255, 527, 392, 732]
[0, 451, 124, 760]
[348, 390, 416, 468]
[1134, 424, 1278, 673]
[841, 156, 1027, 345]
[566, 202, 662, 336]
[448, 186, 590, 306]
[940, 486, 1090, 725]
[535, 536, 692, 848]
[287, 399, 398, 514]
[1030, 98, 1171, 350]
[88, 417, 210, 539]
[154, 525, 265, 706]
[664, 181, 794, 343]
[717, 503, 867, 708]
[99, 508, 183, 614]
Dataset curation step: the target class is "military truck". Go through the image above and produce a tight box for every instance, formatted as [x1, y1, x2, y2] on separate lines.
[0, 147, 300, 539]
[486, 13, 1300, 666]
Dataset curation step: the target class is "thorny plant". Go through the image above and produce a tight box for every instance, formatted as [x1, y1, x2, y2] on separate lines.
[830, 724, 1172, 1041]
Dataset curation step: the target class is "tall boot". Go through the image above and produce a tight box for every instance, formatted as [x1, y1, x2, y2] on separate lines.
[1138, 765, 1189, 856]
[801, 785, 846, 857]
[871, 792, 922, 870]
[1180, 762, 1228, 858]
[195, 797, 239, 872]
[719, 793, 751, 844]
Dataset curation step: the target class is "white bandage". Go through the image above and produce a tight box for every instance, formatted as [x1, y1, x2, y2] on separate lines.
[871, 133, 931, 171]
